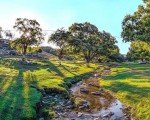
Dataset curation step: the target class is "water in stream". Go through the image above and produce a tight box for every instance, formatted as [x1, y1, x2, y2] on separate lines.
[56, 77, 131, 120]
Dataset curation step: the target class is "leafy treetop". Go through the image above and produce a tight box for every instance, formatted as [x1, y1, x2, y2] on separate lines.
[121, 0, 150, 43]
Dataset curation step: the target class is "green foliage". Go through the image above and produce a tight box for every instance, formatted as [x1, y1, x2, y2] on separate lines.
[48, 28, 71, 65]
[127, 41, 150, 61]
[11, 18, 44, 55]
[69, 22, 117, 66]
[121, 0, 150, 42]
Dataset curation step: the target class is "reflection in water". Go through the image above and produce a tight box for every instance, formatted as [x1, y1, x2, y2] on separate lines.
[59, 77, 127, 119]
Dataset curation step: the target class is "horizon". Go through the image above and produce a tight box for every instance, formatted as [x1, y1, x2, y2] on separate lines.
[0, 0, 142, 54]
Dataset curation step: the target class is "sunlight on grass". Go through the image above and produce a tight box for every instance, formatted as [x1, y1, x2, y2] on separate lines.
[101, 63, 150, 120]
[0, 58, 100, 119]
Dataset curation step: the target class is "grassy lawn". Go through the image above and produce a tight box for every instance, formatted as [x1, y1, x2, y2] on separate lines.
[101, 63, 150, 120]
[0, 57, 100, 120]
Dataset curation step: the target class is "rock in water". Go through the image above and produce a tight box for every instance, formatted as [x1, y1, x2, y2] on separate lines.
[91, 91, 102, 96]
[80, 88, 89, 93]
[78, 112, 83, 117]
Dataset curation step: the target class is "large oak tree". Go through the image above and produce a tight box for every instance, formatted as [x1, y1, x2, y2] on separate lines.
[69, 22, 117, 67]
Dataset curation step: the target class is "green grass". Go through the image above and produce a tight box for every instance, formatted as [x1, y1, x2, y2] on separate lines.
[0, 58, 100, 119]
[101, 63, 150, 120]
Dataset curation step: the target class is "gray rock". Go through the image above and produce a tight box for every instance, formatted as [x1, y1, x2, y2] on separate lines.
[39, 118, 44, 120]
[78, 112, 83, 117]
[79, 100, 90, 109]
[55, 106, 64, 112]
[91, 91, 102, 96]
[80, 88, 89, 93]
[65, 100, 73, 106]
[66, 104, 76, 109]
[102, 112, 114, 118]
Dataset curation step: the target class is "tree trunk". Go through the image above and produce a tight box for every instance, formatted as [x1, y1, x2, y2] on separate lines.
[85, 58, 90, 67]
[22, 45, 27, 61]
[86, 61, 90, 67]
[23, 45, 27, 55]
[58, 57, 62, 65]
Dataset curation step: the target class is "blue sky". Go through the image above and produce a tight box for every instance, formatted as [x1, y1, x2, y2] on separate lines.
[0, 0, 142, 54]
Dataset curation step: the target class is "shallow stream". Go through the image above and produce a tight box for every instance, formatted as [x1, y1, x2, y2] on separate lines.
[56, 75, 131, 120]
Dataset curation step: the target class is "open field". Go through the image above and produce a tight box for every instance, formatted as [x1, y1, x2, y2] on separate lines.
[101, 63, 150, 120]
[0, 57, 150, 120]
[0, 58, 100, 120]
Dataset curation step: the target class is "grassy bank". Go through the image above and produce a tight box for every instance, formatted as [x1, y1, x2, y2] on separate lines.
[0, 58, 100, 120]
[101, 63, 150, 120]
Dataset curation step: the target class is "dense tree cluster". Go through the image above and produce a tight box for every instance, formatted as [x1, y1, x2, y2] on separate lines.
[48, 22, 118, 66]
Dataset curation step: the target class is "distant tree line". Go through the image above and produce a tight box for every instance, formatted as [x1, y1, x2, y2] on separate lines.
[1, 0, 150, 64]
[1, 18, 123, 66]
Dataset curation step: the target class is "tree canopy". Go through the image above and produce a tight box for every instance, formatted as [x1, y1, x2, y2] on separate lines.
[121, 0, 150, 43]
[11, 18, 44, 55]
[69, 22, 117, 66]
[48, 28, 71, 65]
[127, 41, 150, 61]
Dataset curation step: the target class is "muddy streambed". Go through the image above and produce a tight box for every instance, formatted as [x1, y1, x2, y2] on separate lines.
[39, 70, 131, 120]
[54, 77, 131, 120]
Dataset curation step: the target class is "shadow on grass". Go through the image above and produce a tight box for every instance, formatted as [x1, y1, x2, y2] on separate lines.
[60, 65, 76, 75]
[0, 60, 41, 119]
[0, 70, 25, 120]
[103, 71, 142, 80]
[0, 58, 98, 119]
[0, 58, 64, 77]
[43, 59, 64, 77]
[102, 82, 150, 102]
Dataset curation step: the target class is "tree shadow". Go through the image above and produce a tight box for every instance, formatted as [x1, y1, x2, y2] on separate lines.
[43, 59, 64, 77]
[0, 70, 24, 119]
[0, 60, 41, 119]
[102, 82, 150, 103]
[103, 71, 142, 80]
[60, 65, 77, 75]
